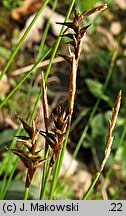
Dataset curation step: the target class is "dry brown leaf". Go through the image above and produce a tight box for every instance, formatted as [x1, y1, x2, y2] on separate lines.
[11, 0, 42, 20]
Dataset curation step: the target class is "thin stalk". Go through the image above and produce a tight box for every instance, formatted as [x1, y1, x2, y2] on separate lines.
[39, 0, 59, 193]
[40, 167, 52, 199]
[30, 87, 42, 123]
[0, 156, 19, 199]
[83, 172, 100, 200]
[0, 157, 8, 177]
[37, 0, 58, 61]
[72, 99, 100, 159]
[40, 72, 49, 197]
[44, 0, 76, 82]
[49, 108, 90, 190]
[0, 169, 8, 198]
[24, 187, 29, 200]
[70, 108, 90, 131]
[48, 5, 108, 199]
[49, 128, 70, 199]
[82, 90, 121, 200]
[0, 0, 51, 81]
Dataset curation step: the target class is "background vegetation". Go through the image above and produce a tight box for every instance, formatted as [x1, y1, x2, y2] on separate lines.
[0, 0, 126, 199]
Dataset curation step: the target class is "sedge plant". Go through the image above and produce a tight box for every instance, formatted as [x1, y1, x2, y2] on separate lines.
[0, 0, 76, 199]
[1, 3, 121, 200]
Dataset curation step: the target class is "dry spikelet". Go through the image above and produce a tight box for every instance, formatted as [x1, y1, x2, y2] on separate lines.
[8, 115, 48, 188]
[58, 4, 107, 122]
[99, 90, 122, 173]
[41, 71, 49, 132]
[82, 4, 107, 18]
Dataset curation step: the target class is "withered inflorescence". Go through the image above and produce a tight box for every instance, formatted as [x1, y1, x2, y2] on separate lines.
[8, 115, 47, 188]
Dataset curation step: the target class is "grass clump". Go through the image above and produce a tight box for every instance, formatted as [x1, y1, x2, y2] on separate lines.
[0, 1, 124, 200]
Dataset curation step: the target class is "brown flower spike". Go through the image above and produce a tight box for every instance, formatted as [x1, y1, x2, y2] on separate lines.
[57, 4, 107, 121]
[99, 90, 122, 173]
[39, 96, 69, 167]
[8, 115, 47, 188]
[39, 4, 107, 166]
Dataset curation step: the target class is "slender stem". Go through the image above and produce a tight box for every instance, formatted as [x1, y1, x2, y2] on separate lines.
[0, 0, 51, 81]
[82, 90, 121, 200]
[49, 3, 106, 199]
[49, 150, 62, 199]
[70, 108, 90, 131]
[72, 99, 100, 159]
[40, 72, 49, 198]
[40, 167, 52, 199]
[0, 170, 8, 198]
[24, 187, 29, 200]
[40, 0, 58, 199]
[44, 0, 75, 82]
[83, 172, 100, 200]
[30, 87, 42, 123]
[49, 123, 70, 199]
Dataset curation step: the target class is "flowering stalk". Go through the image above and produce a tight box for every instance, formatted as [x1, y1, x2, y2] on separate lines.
[83, 90, 122, 200]
[99, 90, 122, 173]
[58, 4, 107, 123]
[7, 115, 47, 199]
[48, 5, 108, 199]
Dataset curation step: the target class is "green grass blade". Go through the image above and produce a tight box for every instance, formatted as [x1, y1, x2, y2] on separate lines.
[70, 108, 91, 131]
[83, 172, 100, 200]
[0, 157, 19, 199]
[39, 0, 58, 199]
[0, 48, 51, 108]
[40, 167, 52, 199]
[0, 0, 51, 81]
[44, 0, 75, 82]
